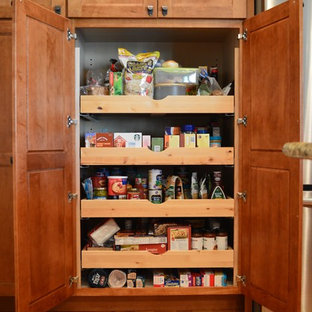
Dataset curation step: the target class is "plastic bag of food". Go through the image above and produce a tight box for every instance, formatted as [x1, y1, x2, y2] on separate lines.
[118, 48, 160, 97]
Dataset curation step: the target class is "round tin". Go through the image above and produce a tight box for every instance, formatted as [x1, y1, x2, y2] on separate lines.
[93, 187, 107, 199]
[148, 189, 162, 204]
[148, 169, 162, 190]
[107, 176, 128, 196]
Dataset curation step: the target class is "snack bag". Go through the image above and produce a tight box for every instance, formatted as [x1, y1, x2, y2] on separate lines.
[118, 48, 160, 97]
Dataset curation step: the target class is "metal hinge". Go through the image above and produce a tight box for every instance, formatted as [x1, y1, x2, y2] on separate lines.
[66, 115, 77, 128]
[237, 191, 247, 202]
[68, 192, 78, 202]
[237, 29, 248, 41]
[236, 275, 246, 286]
[67, 29, 77, 41]
[237, 115, 248, 127]
[69, 276, 79, 287]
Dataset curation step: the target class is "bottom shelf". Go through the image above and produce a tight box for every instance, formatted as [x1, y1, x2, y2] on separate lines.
[74, 286, 239, 296]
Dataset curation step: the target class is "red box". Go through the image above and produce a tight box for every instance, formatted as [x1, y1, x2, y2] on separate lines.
[96, 133, 113, 147]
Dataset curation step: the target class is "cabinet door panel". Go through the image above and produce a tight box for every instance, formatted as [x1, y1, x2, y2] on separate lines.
[240, 1, 301, 312]
[0, 0, 12, 18]
[68, 0, 158, 18]
[14, 1, 75, 311]
[158, 0, 246, 18]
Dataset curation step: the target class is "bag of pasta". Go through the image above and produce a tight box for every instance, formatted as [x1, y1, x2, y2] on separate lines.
[118, 48, 160, 97]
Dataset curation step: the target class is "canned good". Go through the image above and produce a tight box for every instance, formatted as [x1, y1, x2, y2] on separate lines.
[191, 233, 203, 250]
[148, 189, 162, 204]
[216, 232, 228, 250]
[148, 169, 162, 190]
[93, 187, 107, 199]
[210, 136, 222, 147]
[110, 195, 127, 200]
[127, 188, 140, 200]
[107, 176, 128, 197]
[203, 232, 216, 250]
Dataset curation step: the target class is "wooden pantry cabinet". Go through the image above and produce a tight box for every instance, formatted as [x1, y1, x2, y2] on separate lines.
[0, 0, 302, 312]
[67, 0, 246, 19]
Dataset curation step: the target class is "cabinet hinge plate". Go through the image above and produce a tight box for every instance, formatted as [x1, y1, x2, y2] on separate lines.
[237, 191, 247, 202]
[236, 275, 246, 286]
[67, 29, 77, 41]
[69, 276, 79, 287]
[66, 115, 77, 128]
[68, 192, 78, 202]
[237, 115, 248, 127]
[237, 29, 248, 41]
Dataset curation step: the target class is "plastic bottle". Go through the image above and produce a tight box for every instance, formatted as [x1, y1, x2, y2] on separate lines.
[210, 171, 226, 199]
[191, 172, 199, 199]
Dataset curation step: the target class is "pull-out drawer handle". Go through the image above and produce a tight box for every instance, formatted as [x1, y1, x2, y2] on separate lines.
[161, 5, 168, 16]
[147, 5, 154, 16]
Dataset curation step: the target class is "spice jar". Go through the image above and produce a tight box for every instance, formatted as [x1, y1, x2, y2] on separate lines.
[191, 232, 203, 250]
[203, 232, 216, 250]
[216, 232, 228, 250]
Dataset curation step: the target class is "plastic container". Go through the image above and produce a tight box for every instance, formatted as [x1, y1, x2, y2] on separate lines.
[154, 83, 186, 100]
[154, 68, 199, 85]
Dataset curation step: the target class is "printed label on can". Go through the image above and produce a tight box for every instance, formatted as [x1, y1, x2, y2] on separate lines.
[149, 190, 162, 204]
[148, 169, 162, 189]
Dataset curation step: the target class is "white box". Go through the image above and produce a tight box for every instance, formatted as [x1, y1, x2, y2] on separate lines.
[114, 132, 142, 148]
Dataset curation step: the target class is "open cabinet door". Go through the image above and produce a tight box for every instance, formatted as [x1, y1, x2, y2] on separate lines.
[240, 1, 302, 312]
[13, 1, 76, 311]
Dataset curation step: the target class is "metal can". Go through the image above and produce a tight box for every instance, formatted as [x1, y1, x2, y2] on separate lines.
[127, 188, 140, 200]
[148, 169, 162, 190]
[203, 232, 216, 250]
[216, 232, 228, 250]
[93, 187, 107, 200]
[148, 189, 162, 204]
[107, 176, 128, 197]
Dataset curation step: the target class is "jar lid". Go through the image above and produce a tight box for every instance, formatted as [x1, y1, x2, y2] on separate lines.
[217, 232, 228, 237]
[210, 136, 222, 140]
[183, 124, 195, 132]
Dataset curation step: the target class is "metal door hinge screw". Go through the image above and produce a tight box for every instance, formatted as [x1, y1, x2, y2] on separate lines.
[66, 115, 77, 128]
[69, 276, 79, 287]
[236, 275, 246, 286]
[237, 29, 248, 41]
[237, 115, 248, 127]
[68, 192, 78, 202]
[237, 191, 247, 202]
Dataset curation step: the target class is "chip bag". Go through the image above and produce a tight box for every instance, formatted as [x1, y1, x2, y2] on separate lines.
[118, 48, 160, 97]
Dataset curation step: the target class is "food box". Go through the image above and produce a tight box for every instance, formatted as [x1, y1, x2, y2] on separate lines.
[109, 71, 123, 95]
[179, 271, 192, 288]
[201, 270, 215, 287]
[88, 219, 120, 246]
[153, 271, 165, 287]
[180, 133, 196, 148]
[114, 133, 142, 148]
[143, 135, 151, 148]
[151, 137, 164, 152]
[164, 274, 180, 287]
[85, 132, 96, 147]
[114, 235, 167, 245]
[214, 271, 227, 287]
[154, 67, 199, 85]
[167, 226, 191, 251]
[197, 133, 210, 148]
[164, 135, 180, 148]
[115, 243, 167, 254]
[95, 133, 113, 147]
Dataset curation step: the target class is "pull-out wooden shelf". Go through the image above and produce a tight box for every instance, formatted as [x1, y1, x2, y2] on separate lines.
[80, 95, 234, 114]
[80, 147, 234, 165]
[82, 250, 234, 269]
[75, 286, 240, 297]
[81, 199, 234, 218]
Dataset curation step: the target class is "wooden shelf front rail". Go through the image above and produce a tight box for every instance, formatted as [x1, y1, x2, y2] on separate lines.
[81, 199, 234, 218]
[80, 95, 234, 114]
[81, 250, 234, 269]
[80, 147, 234, 166]
[74, 286, 240, 297]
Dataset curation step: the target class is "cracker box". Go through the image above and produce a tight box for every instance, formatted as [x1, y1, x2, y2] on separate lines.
[184, 133, 196, 148]
[153, 271, 165, 287]
[197, 133, 210, 148]
[201, 270, 215, 287]
[85, 132, 96, 147]
[164, 135, 180, 148]
[143, 135, 151, 148]
[167, 226, 191, 251]
[95, 133, 113, 147]
[114, 132, 142, 148]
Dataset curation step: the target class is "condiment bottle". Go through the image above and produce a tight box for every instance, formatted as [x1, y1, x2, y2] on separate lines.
[191, 231, 203, 250]
[134, 175, 146, 199]
[216, 232, 228, 250]
[191, 172, 199, 199]
[210, 171, 226, 199]
[203, 232, 216, 250]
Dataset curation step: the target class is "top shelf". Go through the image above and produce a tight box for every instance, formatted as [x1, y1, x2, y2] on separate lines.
[80, 95, 234, 114]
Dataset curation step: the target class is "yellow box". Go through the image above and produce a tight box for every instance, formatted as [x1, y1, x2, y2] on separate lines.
[165, 135, 180, 148]
[184, 133, 196, 148]
[197, 133, 210, 147]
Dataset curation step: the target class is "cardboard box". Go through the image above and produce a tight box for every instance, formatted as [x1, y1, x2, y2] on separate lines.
[201, 270, 215, 287]
[152, 137, 164, 152]
[95, 132, 113, 147]
[114, 132, 142, 148]
[184, 133, 196, 148]
[197, 133, 210, 148]
[114, 235, 167, 245]
[167, 226, 191, 251]
[153, 272, 165, 287]
[85, 132, 96, 147]
[164, 135, 180, 148]
[143, 135, 151, 148]
[117, 243, 167, 254]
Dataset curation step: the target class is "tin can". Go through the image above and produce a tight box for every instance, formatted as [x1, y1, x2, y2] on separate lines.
[203, 232, 216, 250]
[92, 172, 107, 188]
[191, 233, 203, 250]
[148, 189, 162, 204]
[127, 188, 140, 200]
[107, 176, 127, 197]
[93, 187, 107, 199]
[216, 232, 228, 250]
[148, 169, 162, 190]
